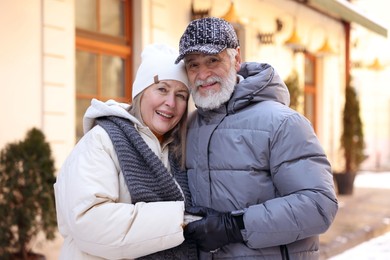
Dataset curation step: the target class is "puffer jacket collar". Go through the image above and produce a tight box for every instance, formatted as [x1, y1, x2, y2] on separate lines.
[228, 62, 290, 114]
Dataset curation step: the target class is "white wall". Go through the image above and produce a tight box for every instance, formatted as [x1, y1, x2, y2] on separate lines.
[132, 0, 192, 77]
[352, 0, 390, 171]
[42, 0, 75, 170]
[0, 0, 75, 170]
[0, 0, 43, 145]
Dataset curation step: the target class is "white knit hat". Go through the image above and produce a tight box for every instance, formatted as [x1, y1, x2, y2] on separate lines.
[132, 43, 189, 99]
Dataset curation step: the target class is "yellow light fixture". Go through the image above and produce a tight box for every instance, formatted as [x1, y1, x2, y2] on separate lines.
[368, 57, 384, 71]
[284, 26, 305, 51]
[316, 37, 336, 56]
[222, 1, 241, 24]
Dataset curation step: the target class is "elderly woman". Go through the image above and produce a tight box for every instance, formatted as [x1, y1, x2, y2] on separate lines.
[54, 44, 197, 259]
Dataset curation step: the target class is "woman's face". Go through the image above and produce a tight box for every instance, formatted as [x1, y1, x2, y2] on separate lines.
[140, 80, 189, 139]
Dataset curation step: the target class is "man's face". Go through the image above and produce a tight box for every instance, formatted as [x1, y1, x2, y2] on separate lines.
[184, 49, 240, 110]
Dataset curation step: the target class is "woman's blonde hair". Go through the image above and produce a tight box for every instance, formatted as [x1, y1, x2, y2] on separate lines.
[129, 93, 188, 169]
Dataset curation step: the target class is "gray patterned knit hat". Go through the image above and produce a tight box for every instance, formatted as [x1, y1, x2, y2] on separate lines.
[175, 17, 239, 64]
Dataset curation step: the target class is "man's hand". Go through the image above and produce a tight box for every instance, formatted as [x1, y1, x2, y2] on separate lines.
[184, 206, 244, 252]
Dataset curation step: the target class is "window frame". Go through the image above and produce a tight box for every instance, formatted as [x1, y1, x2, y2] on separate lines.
[75, 0, 133, 140]
[304, 53, 317, 131]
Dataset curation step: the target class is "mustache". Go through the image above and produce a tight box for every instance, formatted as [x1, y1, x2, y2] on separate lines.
[194, 76, 222, 88]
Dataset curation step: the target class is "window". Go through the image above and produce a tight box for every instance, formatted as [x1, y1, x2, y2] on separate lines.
[75, 0, 132, 140]
[304, 53, 317, 131]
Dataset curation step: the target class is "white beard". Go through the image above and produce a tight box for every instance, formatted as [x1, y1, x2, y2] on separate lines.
[191, 66, 237, 110]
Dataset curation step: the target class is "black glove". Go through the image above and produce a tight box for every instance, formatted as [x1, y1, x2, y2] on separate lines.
[184, 206, 244, 252]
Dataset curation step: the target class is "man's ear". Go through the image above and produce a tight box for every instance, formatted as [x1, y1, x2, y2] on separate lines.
[235, 47, 242, 71]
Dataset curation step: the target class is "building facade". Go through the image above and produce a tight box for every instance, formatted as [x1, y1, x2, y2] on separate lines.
[0, 0, 387, 172]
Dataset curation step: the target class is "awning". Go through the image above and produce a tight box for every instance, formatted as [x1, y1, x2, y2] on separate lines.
[304, 0, 388, 37]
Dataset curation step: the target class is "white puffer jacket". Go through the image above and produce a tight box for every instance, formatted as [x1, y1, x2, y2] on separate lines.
[54, 99, 185, 259]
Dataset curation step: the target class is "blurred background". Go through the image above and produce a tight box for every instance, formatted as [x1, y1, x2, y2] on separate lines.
[2, 0, 390, 172]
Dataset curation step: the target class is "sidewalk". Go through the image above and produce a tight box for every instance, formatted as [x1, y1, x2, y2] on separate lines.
[319, 171, 390, 259]
[34, 172, 390, 259]
[329, 231, 390, 259]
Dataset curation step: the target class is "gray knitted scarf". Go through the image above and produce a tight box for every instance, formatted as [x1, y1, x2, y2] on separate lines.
[96, 116, 197, 260]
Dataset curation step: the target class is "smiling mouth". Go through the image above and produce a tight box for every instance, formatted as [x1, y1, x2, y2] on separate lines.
[199, 82, 217, 88]
[156, 111, 173, 118]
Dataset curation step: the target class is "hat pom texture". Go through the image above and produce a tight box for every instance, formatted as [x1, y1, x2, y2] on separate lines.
[132, 43, 189, 99]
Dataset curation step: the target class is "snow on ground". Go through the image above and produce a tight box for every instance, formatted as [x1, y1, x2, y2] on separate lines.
[354, 171, 390, 189]
[329, 171, 390, 259]
[329, 231, 390, 260]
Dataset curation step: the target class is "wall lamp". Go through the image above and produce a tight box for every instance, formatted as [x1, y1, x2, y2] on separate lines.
[257, 18, 284, 44]
[221, 1, 242, 24]
[284, 28, 306, 52]
[191, 0, 242, 24]
[286, 23, 336, 56]
[351, 57, 387, 71]
[368, 57, 385, 71]
[191, 0, 210, 20]
[283, 17, 306, 53]
[315, 37, 336, 57]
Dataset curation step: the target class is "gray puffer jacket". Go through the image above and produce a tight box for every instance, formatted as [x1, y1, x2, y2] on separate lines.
[186, 62, 338, 259]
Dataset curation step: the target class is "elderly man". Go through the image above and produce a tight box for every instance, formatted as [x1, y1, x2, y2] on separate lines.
[177, 17, 338, 259]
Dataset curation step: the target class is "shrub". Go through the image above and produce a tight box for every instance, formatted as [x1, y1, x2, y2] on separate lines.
[285, 70, 301, 111]
[341, 84, 365, 173]
[0, 128, 57, 259]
